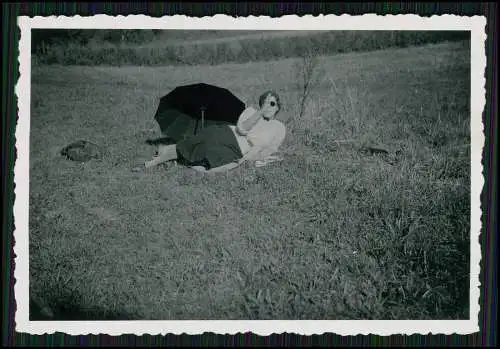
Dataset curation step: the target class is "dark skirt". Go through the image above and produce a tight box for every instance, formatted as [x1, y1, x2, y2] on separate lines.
[176, 125, 244, 170]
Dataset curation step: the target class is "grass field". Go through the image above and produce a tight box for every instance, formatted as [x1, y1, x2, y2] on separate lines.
[134, 30, 322, 47]
[33, 29, 468, 66]
[29, 40, 471, 320]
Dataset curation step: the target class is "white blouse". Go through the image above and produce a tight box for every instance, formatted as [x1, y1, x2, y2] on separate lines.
[229, 107, 286, 157]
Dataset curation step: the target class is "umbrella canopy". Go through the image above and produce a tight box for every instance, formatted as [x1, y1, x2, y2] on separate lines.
[153, 83, 246, 143]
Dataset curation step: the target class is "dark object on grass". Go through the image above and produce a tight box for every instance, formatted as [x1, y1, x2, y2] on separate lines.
[61, 140, 102, 162]
[360, 146, 390, 156]
[359, 145, 404, 166]
[153, 83, 246, 143]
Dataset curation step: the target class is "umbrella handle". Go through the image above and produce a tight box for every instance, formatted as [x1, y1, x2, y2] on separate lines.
[201, 107, 206, 129]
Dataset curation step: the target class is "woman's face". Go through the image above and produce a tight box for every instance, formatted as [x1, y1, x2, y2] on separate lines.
[262, 94, 279, 120]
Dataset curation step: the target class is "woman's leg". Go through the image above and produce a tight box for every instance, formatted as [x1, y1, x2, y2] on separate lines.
[145, 144, 178, 168]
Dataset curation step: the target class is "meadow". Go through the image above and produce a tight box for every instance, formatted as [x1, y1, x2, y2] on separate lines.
[32, 29, 468, 66]
[29, 38, 471, 320]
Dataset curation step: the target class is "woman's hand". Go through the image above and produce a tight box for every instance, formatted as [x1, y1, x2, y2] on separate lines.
[261, 105, 274, 119]
[237, 108, 264, 135]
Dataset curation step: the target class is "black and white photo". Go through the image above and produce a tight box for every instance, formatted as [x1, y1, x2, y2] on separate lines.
[14, 14, 484, 336]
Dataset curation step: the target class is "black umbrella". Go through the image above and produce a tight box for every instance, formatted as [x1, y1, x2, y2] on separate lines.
[153, 83, 246, 143]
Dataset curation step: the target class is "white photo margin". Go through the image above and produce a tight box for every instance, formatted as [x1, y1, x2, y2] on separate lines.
[14, 14, 485, 336]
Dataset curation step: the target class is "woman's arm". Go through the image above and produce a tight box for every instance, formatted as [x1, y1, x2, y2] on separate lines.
[236, 108, 263, 136]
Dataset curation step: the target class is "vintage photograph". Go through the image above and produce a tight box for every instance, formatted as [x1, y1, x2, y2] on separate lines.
[16, 15, 483, 336]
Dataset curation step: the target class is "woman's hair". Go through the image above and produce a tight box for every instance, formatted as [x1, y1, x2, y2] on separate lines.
[258, 90, 282, 114]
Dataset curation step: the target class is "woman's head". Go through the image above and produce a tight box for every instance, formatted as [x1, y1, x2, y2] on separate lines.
[258, 91, 281, 120]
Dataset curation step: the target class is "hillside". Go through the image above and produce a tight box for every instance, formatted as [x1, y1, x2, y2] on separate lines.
[32, 29, 469, 66]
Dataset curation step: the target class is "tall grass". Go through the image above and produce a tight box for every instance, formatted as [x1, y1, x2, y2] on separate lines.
[28, 42, 470, 320]
[32, 30, 469, 66]
[283, 51, 471, 318]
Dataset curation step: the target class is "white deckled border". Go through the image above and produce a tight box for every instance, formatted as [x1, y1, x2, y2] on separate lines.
[14, 14, 485, 336]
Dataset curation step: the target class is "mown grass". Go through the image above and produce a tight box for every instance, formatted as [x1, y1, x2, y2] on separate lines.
[29, 40, 471, 320]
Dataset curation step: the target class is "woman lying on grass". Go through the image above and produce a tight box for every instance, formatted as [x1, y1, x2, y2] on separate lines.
[136, 91, 286, 173]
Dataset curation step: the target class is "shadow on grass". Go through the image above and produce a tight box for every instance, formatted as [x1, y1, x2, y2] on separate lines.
[29, 294, 139, 321]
